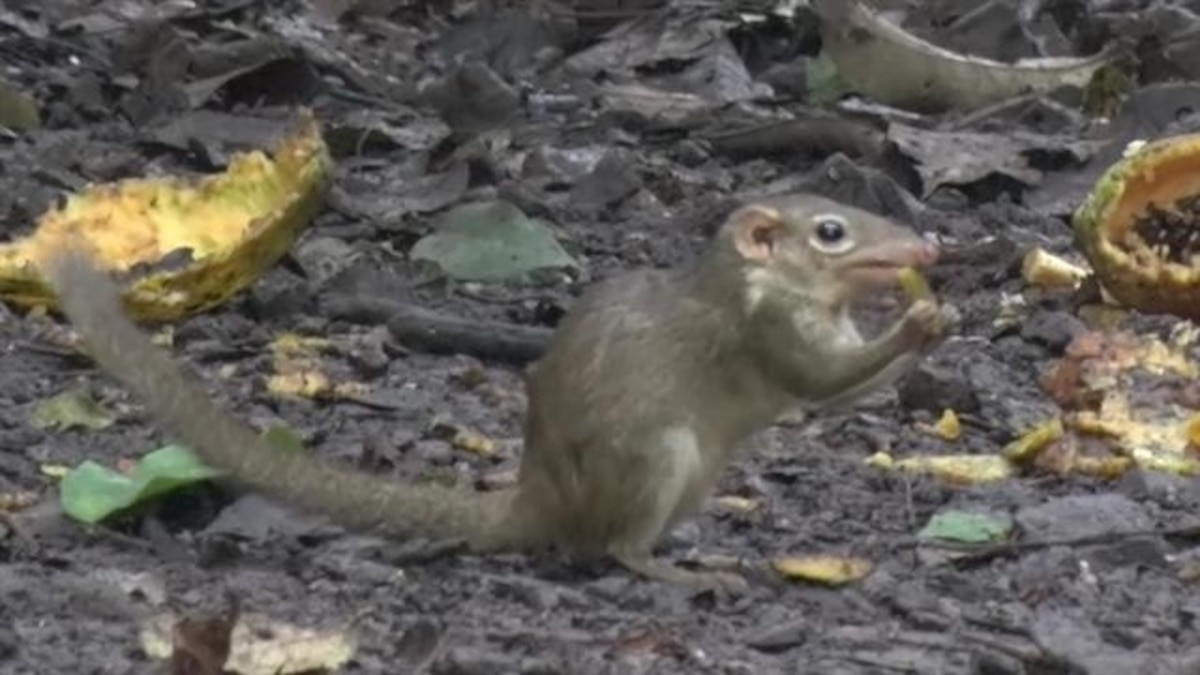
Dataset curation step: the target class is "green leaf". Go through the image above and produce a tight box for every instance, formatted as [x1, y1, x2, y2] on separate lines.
[59, 445, 221, 524]
[918, 510, 1012, 544]
[806, 51, 850, 105]
[410, 200, 577, 282]
[30, 389, 116, 431]
[262, 425, 306, 455]
[0, 79, 40, 131]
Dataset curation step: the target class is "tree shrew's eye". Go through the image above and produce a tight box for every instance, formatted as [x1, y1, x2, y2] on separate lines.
[815, 218, 845, 243]
[809, 213, 855, 254]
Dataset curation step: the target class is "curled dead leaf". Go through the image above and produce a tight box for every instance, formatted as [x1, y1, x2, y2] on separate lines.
[811, 0, 1111, 114]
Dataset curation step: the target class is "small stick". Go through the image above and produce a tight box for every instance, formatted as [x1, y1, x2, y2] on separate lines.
[321, 295, 551, 365]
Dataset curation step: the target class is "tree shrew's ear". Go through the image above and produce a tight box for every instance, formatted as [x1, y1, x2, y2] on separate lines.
[731, 205, 785, 263]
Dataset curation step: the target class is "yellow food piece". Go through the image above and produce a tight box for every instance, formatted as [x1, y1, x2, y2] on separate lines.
[1130, 448, 1200, 476]
[888, 454, 1015, 485]
[933, 408, 962, 441]
[39, 464, 70, 479]
[0, 110, 331, 322]
[270, 333, 332, 357]
[1002, 418, 1065, 463]
[268, 372, 334, 399]
[897, 265, 931, 300]
[1022, 247, 1089, 289]
[1122, 139, 1148, 158]
[267, 372, 369, 402]
[1071, 455, 1137, 479]
[714, 495, 761, 513]
[865, 451, 895, 469]
[452, 429, 496, 456]
[772, 554, 873, 586]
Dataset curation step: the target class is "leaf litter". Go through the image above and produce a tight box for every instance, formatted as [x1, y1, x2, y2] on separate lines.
[3, 1, 1200, 673]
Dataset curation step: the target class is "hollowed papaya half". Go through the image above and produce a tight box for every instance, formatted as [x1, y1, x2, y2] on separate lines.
[1074, 132, 1200, 320]
[0, 109, 332, 323]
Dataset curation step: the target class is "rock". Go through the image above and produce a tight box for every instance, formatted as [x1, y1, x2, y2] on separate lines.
[1020, 309, 1087, 354]
[432, 646, 519, 675]
[898, 341, 1058, 436]
[962, 350, 1059, 435]
[1015, 494, 1153, 541]
[1085, 535, 1169, 570]
[413, 439, 455, 465]
[570, 149, 642, 212]
[896, 359, 979, 414]
[1117, 468, 1200, 508]
[1031, 611, 1193, 675]
[745, 618, 811, 653]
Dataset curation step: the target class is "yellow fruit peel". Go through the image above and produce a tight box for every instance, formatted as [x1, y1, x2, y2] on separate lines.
[1187, 412, 1200, 448]
[1072, 131, 1200, 320]
[0, 109, 332, 322]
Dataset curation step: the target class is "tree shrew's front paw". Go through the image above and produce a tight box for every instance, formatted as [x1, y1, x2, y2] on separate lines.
[902, 298, 958, 353]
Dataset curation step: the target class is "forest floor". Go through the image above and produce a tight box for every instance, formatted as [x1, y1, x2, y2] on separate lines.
[2, 1, 1200, 673]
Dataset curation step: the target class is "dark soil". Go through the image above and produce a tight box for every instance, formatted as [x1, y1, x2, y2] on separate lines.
[2, 1, 1200, 674]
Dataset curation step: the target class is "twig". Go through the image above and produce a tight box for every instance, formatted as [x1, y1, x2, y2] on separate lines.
[903, 523, 1200, 568]
[321, 295, 551, 365]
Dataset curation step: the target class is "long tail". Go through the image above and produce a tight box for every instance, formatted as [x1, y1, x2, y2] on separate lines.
[42, 248, 527, 551]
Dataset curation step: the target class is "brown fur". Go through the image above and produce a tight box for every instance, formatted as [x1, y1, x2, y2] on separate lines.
[42, 193, 950, 591]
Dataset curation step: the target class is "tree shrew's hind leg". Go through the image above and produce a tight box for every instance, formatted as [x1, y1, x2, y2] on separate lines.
[604, 429, 749, 592]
